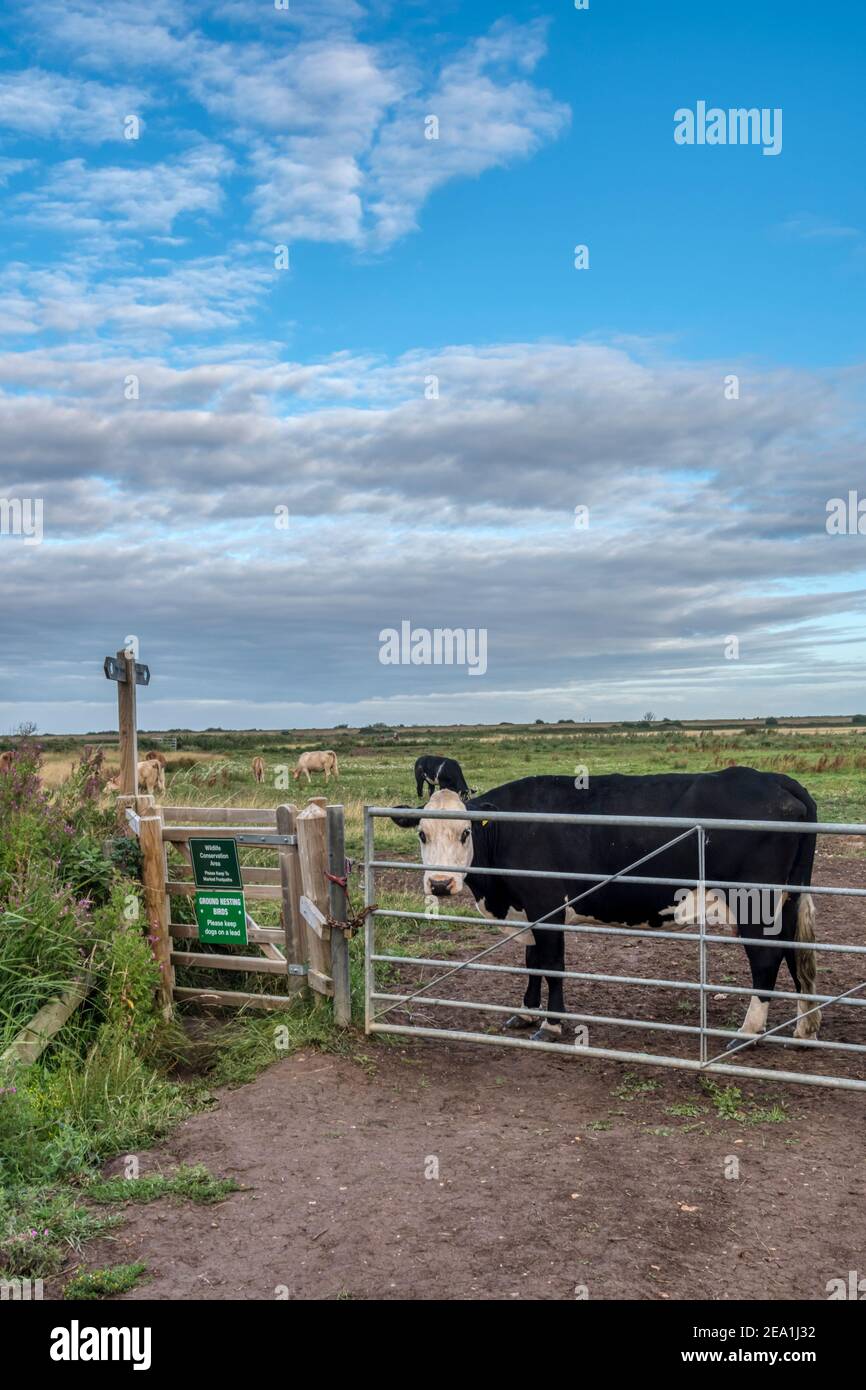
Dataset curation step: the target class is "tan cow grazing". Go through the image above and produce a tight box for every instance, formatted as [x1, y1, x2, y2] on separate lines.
[144, 750, 167, 767]
[252, 756, 265, 784]
[138, 758, 165, 796]
[0, 751, 14, 773]
[293, 750, 339, 784]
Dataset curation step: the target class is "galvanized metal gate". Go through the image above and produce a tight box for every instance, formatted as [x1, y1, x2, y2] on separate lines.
[363, 804, 866, 1091]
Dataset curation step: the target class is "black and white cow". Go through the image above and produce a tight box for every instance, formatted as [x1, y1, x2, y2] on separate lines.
[414, 755, 474, 802]
[391, 768, 820, 1046]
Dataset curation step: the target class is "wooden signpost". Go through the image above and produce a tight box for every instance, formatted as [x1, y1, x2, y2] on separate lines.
[104, 645, 151, 796]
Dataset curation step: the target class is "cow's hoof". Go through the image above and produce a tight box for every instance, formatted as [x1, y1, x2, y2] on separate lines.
[503, 1014, 536, 1030]
[530, 1024, 562, 1042]
[726, 1032, 762, 1052]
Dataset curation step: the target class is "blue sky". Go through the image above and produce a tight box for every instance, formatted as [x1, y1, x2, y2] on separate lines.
[1, 0, 865, 731]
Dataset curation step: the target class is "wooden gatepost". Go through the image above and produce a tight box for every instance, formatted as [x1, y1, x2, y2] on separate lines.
[295, 799, 351, 1025]
[296, 800, 332, 1001]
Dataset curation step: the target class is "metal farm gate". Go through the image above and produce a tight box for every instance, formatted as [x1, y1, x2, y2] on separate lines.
[363, 804, 866, 1091]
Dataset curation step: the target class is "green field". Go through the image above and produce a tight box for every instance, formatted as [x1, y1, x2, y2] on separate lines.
[118, 720, 866, 850]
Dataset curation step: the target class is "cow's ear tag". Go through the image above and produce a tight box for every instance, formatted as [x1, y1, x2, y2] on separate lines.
[481, 819, 488, 827]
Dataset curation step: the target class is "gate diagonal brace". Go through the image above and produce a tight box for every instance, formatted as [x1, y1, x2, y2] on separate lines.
[372, 825, 701, 1025]
[702, 979, 866, 1068]
[244, 907, 307, 976]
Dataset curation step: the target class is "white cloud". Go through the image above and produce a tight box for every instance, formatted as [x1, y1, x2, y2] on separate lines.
[18, 0, 199, 74]
[240, 23, 568, 248]
[367, 20, 570, 247]
[15, 145, 233, 237]
[0, 254, 272, 343]
[0, 69, 147, 143]
[8, 7, 568, 252]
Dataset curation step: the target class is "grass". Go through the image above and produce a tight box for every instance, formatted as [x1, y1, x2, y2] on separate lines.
[699, 1078, 789, 1125]
[0, 1186, 120, 1278]
[84, 1163, 240, 1206]
[0, 746, 314, 1284]
[612, 1072, 660, 1100]
[64, 1261, 147, 1300]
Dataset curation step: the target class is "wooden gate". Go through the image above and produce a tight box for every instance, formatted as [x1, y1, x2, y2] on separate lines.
[123, 796, 350, 1022]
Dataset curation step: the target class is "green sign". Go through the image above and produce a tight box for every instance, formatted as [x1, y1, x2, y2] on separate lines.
[194, 891, 248, 946]
[189, 837, 242, 890]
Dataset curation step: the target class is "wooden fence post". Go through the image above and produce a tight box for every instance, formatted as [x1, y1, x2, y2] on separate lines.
[327, 804, 352, 1027]
[297, 801, 332, 1003]
[138, 799, 173, 1019]
[117, 647, 139, 796]
[276, 804, 305, 995]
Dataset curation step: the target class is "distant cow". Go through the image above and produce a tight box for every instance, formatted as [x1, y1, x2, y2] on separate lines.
[138, 759, 165, 796]
[293, 750, 339, 783]
[414, 755, 474, 802]
[252, 756, 265, 783]
[0, 751, 13, 773]
[144, 750, 167, 766]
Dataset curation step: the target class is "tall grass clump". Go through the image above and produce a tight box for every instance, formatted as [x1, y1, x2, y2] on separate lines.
[0, 743, 189, 1277]
[0, 742, 338, 1281]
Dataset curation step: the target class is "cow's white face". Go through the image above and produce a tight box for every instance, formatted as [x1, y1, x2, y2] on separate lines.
[413, 789, 474, 897]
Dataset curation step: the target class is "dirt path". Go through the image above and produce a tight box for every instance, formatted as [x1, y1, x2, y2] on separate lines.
[61, 1037, 865, 1302]
[58, 841, 866, 1302]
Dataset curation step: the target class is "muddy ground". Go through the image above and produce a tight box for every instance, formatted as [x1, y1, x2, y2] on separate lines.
[56, 840, 866, 1301]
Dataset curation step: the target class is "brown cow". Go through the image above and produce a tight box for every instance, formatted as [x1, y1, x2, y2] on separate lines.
[252, 756, 265, 784]
[138, 758, 165, 796]
[144, 750, 167, 766]
[0, 751, 13, 773]
[292, 750, 339, 784]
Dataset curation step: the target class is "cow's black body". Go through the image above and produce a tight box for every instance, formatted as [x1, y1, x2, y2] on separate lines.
[463, 768, 817, 1038]
[415, 754, 472, 801]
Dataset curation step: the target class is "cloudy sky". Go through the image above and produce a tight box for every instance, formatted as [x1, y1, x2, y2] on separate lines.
[1, 0, 865, 733]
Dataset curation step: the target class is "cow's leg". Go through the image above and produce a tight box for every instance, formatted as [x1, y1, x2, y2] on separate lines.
[416, 774, 425, 799]
[530, 918, 566, 1042]
[504, 941, 540, 1029]
[728, 941, 781, 1049]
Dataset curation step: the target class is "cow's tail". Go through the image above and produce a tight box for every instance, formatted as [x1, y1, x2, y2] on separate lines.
[795, 892, 819, 1031]
[782, 776, 820, 1035]
[331, 754, 339, 777]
